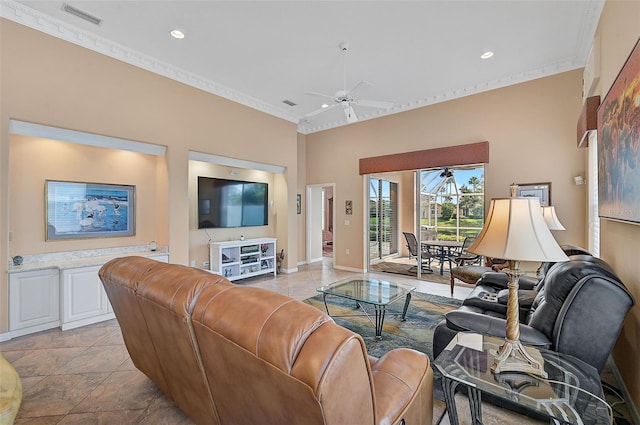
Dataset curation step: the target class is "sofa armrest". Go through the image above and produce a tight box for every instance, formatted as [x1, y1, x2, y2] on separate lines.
[371, 348, 433, 425]
[444, 310, 551, 348]
[497, 289, 538, 309]
[518, 276, 538, 290]
[477, 272, 509, 289]
[478, 272, 537, 290]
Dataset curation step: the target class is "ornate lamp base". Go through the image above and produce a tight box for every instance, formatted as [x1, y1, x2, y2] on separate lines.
[491, 262, 548, 378]
[491, 338, 548, 378]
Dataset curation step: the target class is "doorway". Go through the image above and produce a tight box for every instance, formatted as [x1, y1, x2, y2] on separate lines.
[306, 183, 335, 264]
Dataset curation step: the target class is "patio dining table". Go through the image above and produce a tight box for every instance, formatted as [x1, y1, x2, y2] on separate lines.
[422, 240, 463, 275]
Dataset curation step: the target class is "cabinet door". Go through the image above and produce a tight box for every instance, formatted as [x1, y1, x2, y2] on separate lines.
[62, 265, 109, 324]
[9, 269, 60, 332]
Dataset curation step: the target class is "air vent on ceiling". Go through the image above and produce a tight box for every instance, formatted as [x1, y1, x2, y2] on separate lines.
[282, 100, 297, 107]
[62, 3, 103, 26]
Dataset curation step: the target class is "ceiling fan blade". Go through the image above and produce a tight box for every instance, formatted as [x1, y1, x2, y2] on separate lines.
[353, 99, 394, 109]
[305, 103, 338, 118]
[348, 81, 373, 96]
[304, 91, 336, 100]
[344, 104, 358, 123]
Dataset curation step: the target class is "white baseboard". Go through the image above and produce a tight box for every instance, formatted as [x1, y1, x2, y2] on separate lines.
[607, 356, 640, 424]
[309, 257, 323, 264]
[333, 265, 365, 273]
[279, 267, 299, 274]
[0, 332, 11, 342]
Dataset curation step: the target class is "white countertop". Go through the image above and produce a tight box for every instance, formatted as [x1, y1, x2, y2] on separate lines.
[8, 246, 169, 274]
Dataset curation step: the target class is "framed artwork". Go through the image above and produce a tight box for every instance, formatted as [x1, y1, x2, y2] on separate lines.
[597, 38, 640, 225]
[296, 194, 301, 214]
[516, 182, 550, 207]
[46, 180, 135, 240]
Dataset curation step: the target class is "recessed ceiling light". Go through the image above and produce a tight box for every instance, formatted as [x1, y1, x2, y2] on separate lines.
[321, 104, 329, 109]
[480, 51, 494, 59]
[170, 29, 185, 39]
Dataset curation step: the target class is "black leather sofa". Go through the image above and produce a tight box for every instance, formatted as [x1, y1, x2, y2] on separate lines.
[434, 254, 634, 374]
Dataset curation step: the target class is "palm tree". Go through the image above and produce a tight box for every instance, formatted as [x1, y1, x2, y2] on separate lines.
[468, 176, 482, 192]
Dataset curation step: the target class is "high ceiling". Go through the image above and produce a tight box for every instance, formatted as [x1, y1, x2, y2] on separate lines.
[3, 1, 604, 134]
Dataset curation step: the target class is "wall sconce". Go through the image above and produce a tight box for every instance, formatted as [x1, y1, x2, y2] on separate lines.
[574, 176, 585, 185]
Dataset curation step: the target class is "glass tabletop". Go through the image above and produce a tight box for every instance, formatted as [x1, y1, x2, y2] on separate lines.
[434, 333, 610, 425]
[317, 278, 415, 306]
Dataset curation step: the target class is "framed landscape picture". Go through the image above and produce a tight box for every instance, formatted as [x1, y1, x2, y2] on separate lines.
[597, 38, 640, 225]
[46, 180, 135, 240]
[516, 182, 551, 207]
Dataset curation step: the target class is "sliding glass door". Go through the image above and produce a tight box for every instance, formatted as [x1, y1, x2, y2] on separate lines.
[419, 165, 485, 242]
[369, 178, 398, 262]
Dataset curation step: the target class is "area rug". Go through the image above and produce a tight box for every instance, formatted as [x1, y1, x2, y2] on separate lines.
[370, 261, 422, 277]
[305, 291, 636, 424]
[303, 291, 461, 359]
[370, 261, 451, 283]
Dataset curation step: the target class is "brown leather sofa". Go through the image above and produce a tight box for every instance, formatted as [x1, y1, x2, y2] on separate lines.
[99, 256, 434, 425]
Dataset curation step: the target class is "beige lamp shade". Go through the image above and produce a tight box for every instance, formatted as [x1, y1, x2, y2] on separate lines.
[542, 206, 566, 230]
[469, 198, 568, 262]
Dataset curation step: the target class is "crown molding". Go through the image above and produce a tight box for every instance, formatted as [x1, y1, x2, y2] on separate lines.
[2, 0, 604, 136]
[298, 58, 585, 134]
[298, 0, 605, 135]
[0, 0, 301, 126]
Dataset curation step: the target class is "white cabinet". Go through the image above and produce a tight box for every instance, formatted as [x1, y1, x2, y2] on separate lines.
[7, 251, 170, 338]
[61, 265, 114, 331]
[210, 238, 276, 281]
[147, 254, 169, 263]
[9, 268, 60, 337]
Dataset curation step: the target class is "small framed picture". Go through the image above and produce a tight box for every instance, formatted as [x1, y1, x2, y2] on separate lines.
[296, 194, 301, 214]
[345, 200, 353, 215]
[516, 182, 551, 206]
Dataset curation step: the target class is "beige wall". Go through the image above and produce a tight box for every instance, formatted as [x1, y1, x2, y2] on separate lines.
[2, 2, 639, 408]
[307, 70, 587, 270]
[399, 171, 416, 258]
[0, 19, 298, 333]
[297, 133, 307, 265]
[187, 162, 278, 268]
[9, 136, 161, 254]
[593, 0, 640, 409]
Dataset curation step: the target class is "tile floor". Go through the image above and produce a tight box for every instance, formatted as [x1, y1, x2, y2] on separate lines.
[1, 258, 547, 424]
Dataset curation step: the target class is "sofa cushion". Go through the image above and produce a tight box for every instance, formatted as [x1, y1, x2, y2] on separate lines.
[192, 286, 331, 372]
[101, 257, 434, 425]
[0, 354, 21, 425]
[191, 285, 377, 425]
[527, 257, 621, 337]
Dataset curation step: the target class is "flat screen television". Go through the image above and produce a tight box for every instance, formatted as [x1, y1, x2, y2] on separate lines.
[198, 177, 268, 228]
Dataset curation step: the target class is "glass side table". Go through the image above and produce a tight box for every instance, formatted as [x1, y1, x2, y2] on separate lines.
[317, 277, 415, 340]
[433, 333, 610, 425]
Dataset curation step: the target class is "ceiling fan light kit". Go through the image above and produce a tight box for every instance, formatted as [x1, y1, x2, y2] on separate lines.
[304, 42, 394, 124]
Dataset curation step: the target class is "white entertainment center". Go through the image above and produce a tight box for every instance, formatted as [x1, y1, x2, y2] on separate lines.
[209, 238, 277, 281]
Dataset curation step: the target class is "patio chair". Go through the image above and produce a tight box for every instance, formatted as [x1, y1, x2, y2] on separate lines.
[402, 232, 434, 274]
[450, 235, 480, 266]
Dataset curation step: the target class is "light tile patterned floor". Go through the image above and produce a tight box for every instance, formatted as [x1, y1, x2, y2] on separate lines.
[1, 259, 545, 424]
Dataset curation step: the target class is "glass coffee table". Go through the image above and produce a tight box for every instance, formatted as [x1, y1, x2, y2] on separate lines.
[433, 332, 611, 425]
[317, 277, 415, 340]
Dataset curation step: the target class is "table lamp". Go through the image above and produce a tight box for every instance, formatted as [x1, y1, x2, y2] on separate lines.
[468, 197, 568, 377]
[542, 206, 566, 230]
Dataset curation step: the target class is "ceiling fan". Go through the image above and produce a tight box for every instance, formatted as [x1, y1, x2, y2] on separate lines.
[304, 42, 394, 124]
